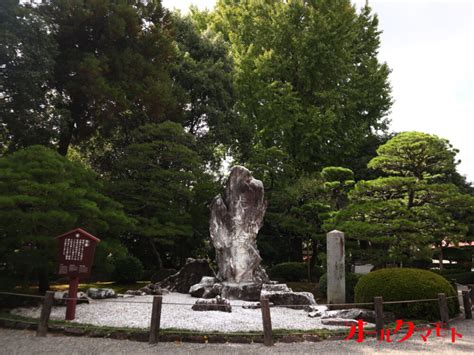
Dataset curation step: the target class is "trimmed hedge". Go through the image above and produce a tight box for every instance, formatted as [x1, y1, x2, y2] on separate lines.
[355, 268, 459, 321]
[318, 272, 361, 302]
[268, 262, 308, 282]
[112, 256, 144, 284]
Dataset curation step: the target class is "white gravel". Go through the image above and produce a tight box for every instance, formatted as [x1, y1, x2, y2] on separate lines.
[11, 292, 358, 332]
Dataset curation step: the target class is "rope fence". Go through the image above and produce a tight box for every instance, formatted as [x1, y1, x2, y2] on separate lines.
[0, 289, 471, 346]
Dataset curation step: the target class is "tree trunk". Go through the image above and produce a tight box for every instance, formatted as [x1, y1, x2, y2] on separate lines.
[58, 124, 74, 156]
[149, 239, 164, 269]
[438, 246, 444, 271]
[38, 268, 49, 295]
[290, 237, 303, 262]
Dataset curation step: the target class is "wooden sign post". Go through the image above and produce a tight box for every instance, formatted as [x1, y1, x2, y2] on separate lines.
[56, 228, 100, 320]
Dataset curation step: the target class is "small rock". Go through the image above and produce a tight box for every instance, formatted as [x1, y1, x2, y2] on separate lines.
[192, 296, 232, 312]
[305, 305, 328, 313]
[189, 277, 219, 298]
[141, 284, 167, 295]
[87, 288, 116, 299]
[308, 311, 323, 318]
[321, 318, 359, 326]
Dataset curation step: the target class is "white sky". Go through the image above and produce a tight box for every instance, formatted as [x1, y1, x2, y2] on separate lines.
[163, 0, 474, 183]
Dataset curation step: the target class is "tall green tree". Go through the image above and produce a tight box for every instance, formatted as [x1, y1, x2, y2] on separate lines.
[0, 0, 57, 152]
[38, 0, 178, 156]
[209, 0, 392, 176]
[0, 145, 132, 292]
[170, 13, 236, 169]
[334, 132, 474, 267]
[108, 121, 217, 269]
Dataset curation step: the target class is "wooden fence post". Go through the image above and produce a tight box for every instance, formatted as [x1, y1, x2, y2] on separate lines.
[260, 297, 273, 346]
[149, 295, 163, 344]
[438, 293, 450, 328]
[36, 291, 54, 337]
[374, 297, 384, 335]
[462, 290, 472, 320]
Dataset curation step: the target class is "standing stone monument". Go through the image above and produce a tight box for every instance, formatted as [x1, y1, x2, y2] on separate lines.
[327, 230, 345, 305]
[210, 165, 268, 284]
[188, 165, 316, 306]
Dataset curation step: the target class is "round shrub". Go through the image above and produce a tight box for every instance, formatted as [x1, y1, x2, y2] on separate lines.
[268, 262, 308, 282]
[355, 268, 459, 321]
[318, 272, 360, 302]
[112, 255, 144, 284]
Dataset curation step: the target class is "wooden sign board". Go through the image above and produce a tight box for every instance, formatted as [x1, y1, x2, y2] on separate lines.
[57, 228, 100, 278]
[56, 228, 100, 321]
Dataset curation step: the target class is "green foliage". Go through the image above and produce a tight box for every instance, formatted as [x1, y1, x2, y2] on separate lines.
[210, 0, 392, 175]
[369, 132, 459, 181]
[170, 13, 236, 168]
[333, 132, 474, 266]
[268, 262, 308, 282]
[0, 145, 133, 291]
[0, 0, 57, 151]
[112, 256, 144, 284]
[355, 268, 459, 321]
[37, 0, 177, 155]
[318, 272, 361, 302]
[108, 122, 218, 269]
[92, 239, 129, 281]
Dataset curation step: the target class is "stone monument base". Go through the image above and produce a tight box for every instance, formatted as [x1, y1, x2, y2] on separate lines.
[188, 277, 317, 306]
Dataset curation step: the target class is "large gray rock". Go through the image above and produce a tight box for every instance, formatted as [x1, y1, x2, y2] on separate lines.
[210, 166, 269, 284]
[156, 258, 215, 294]
[221, 282, 262, 301]
[192, 296, 232, 313]
[261, 290, 317, 309]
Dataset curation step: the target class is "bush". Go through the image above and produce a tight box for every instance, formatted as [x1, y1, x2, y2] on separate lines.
[112, 256, 144, 284]
[355, 268, 459, 321]
[318, 272, 361, 302]
[268, 262, 308, 282]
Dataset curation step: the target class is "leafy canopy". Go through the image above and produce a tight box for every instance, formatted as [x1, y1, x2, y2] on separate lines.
[334, 132, 474, 266]
[0, 145, 132, 289]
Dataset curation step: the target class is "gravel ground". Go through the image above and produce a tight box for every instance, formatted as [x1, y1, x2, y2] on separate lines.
[11, 293, 350, 332]
[1, 319, 473, 354]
